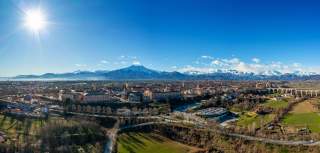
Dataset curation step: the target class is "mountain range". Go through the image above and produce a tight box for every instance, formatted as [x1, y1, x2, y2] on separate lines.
[9, 65, 320, 81]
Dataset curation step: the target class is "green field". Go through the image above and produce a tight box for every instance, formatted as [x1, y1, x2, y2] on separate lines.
[237, 113, 275, 128]
[281, 99, 320, 133]
[262, 99, 288, 109]
[235, 99, 289, 128]
[117, 132, 199, 153]
[282, 113, 320, 132]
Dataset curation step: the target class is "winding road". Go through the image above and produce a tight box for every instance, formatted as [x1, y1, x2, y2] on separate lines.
[64, 111, 320, 153]
[119, 121, 320, 146]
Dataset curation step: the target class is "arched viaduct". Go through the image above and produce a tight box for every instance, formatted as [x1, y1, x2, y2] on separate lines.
[267, 88, 320, 97]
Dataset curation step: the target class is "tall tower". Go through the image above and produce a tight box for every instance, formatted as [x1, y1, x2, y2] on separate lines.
[122, 82, 129, 99]
[123, 82, 129, 92]
[195, 83, 201, 95]
[92, 84, 97, 91]
[164, 84, 169, 92]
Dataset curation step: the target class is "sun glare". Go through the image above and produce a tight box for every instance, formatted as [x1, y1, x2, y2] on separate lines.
[24, 9, 47, 32]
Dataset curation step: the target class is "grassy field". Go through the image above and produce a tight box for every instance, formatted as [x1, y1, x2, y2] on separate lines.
[262, 99, 288, 109]
[235, 99, 288, 128]
[282, 113, 320, 132]
[290, 99, 318, 113]
[117, 132, 200, 153]
[282, 99, 320, 133]
[237, 113, 275, 128]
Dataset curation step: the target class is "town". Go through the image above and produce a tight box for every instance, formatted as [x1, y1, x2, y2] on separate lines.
[0, 80, 320, 152]
[1, 0, 320, 152]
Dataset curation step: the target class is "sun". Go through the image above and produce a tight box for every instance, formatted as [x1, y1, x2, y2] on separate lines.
[24, 9, 47, 32]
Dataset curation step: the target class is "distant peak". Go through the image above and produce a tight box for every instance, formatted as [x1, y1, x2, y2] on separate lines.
[72, 70, 82, 74]
[124, 65, 148, 70]
[115, 65, 160, 74]
[128, 65, 145, 68]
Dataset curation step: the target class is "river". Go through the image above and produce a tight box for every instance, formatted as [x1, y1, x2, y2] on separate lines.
[104, 138, 112, 153]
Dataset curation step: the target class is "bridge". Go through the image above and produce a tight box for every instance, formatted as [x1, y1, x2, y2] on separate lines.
[66, 111, 162, 127]
[267, 88, 320, 97]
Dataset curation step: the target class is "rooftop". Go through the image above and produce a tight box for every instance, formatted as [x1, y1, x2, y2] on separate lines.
[196, 107, 228, 116]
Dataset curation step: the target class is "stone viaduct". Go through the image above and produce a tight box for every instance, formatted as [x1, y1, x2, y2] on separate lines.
[267, 88, 320, 97]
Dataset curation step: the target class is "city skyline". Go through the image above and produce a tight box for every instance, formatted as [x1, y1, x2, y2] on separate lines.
[1, 0, 320, 76]
[1, 1, 320, 152]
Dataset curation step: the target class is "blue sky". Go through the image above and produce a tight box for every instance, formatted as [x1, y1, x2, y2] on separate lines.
[1, 0, 320, 76]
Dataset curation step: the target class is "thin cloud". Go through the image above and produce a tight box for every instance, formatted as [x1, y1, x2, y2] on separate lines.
[100, 60, 109, 64]
[132, 60, 141, 65]
[75, 64, 87, 67]
[252, 58, 260, 63]
[201, 55, 214, 59]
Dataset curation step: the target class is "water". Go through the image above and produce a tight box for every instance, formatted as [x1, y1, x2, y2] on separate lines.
[104, 138, 112, 153]
[104, 130, 117, 153]
[104, 138, 113, 153]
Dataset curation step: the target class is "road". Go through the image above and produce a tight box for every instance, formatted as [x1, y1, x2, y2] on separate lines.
[225, 132, 320, 146]
[56, 111, 320, 152]
[55, 111, 161, 120]
[118, 121, 320, 146]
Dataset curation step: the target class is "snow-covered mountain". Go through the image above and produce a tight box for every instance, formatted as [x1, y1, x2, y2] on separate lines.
[12, 65, 320, 80]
